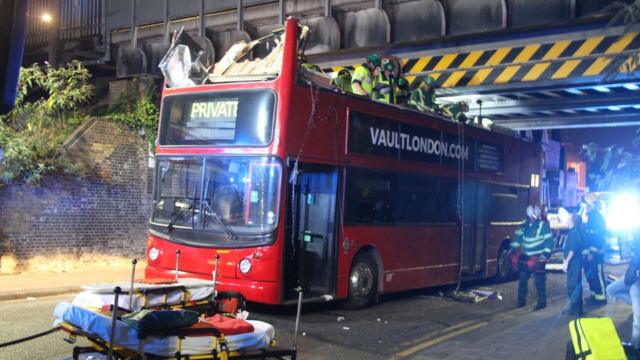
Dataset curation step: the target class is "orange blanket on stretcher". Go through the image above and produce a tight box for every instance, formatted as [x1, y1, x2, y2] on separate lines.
[192, 314, 255, 335]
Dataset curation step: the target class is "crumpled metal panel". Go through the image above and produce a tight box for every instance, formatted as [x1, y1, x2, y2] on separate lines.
[300, 16, 341, 55]
[387, 0, 445, 43]
[442, 0, 506, 35]
[210, 30, 252, 62]
[336, 8, 390, 49]
[509, 0, 574, 27]
[251, 24, 281, 59]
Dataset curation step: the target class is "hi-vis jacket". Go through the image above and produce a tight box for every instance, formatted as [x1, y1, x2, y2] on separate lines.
[351, 65, 374, 96]
[511, 219, 554, 257]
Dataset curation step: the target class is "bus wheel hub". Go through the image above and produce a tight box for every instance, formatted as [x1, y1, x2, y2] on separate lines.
[351, 264, 373, 297]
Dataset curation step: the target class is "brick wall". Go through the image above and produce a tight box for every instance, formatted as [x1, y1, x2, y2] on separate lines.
[0, 119, 154, 273]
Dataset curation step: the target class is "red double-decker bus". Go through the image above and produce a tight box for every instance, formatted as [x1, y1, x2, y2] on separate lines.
[145, 19, 542, 308]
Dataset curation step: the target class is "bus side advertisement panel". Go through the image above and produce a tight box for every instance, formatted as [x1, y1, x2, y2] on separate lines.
[347, 111, 504, 174]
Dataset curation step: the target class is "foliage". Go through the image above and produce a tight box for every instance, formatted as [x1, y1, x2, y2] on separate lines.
[580, 128, 640, 191]
[0, 62, 93, 185]
[105, 83, 160, 150]
[581, 2, 640, 192]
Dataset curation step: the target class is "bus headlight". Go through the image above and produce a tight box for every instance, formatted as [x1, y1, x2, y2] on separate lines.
[239, 258, 252, 274]
[148, 247, 160, 261]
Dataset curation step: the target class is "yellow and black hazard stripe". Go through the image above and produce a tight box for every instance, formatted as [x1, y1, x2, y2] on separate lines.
[325, 32, 640, 88]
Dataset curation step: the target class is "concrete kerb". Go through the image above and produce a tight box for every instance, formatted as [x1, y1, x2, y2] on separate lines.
[0, 286, 81, 301]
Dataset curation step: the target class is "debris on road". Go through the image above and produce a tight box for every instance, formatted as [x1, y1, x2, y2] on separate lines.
[472, 289, 502, 301]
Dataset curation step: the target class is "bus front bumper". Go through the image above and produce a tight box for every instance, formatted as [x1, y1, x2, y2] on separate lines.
[144, 265, 281, 305]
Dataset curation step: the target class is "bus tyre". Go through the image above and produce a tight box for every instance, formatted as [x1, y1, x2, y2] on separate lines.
[345, 252, 378, 309]
[496, 244, 514, 282]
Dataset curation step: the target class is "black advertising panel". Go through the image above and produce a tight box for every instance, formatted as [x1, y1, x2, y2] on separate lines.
[348, 111, 503, 174]
[441, 133, 475, 170]
[476, 141, 504, 173]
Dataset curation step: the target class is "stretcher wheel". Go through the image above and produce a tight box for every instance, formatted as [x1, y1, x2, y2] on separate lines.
[344, 252, 378, 309]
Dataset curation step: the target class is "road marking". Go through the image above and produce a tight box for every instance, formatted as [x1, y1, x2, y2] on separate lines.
[392, 299, 561, 358]
[393, 321, 489, 358]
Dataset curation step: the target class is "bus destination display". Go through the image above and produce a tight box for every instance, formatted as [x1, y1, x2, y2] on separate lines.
[185, 99, 239, 140]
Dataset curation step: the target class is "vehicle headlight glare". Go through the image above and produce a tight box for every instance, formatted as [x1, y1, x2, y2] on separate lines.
[239, 258, 252, 274]
[607, 193, 640, 231]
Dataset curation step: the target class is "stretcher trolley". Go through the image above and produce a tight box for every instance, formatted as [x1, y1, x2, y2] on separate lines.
[53, 258, 301, 360]
[54, 285, 300, 360]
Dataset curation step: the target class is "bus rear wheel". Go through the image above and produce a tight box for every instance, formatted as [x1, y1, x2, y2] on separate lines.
[344, 252, 378, 309]
[496, 244, 514, 282]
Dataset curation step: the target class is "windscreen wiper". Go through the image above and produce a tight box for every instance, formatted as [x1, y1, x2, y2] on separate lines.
[166, 201, 193, 233]
[201, 199, 238, 240]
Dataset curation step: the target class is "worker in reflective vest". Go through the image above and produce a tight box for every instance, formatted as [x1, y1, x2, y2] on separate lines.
[442, 101, 470, 123]
[408, 76, 440, 112]
[382, 56, 410, 104]
[511, 205, 554, 310]
[351, 54, 381, 97]
[372, 59, 396, 104]
[332, 68, 352, 93]
[583, 193, 608, 304]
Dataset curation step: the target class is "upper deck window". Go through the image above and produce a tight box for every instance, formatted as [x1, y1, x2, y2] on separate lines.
[159, 89, 276, 146]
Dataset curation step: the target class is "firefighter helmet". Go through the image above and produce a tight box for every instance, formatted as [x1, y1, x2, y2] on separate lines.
[382, 58, 395, 73]
[366, 54, 381, 67]
[526, 205, 541, 220]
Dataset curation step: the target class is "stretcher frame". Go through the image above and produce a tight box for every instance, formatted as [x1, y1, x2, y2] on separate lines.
[60, 258, 301, 360]
[60, 321, 297, 360]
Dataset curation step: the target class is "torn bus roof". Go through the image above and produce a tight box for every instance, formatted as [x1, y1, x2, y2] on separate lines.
[160, 24, 309, 86]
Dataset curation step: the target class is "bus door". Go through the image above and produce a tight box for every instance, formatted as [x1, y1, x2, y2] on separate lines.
[285, 163, 338, 301]
[461, 182, 489, 277]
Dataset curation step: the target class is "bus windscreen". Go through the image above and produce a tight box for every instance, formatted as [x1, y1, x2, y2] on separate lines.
[159, 89, 276, 146]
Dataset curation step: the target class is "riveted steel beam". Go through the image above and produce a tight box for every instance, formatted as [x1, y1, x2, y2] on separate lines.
[495, 111, 640, 130]
[472, 90, 640, 117]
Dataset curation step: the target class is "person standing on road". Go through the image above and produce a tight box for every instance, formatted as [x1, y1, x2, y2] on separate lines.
[562, 214, 585, 316]
[511, 205, 554, 310]
[351, 54, 381, 97]
[606, 233, 640, 349]
[583, 194, 607, 304]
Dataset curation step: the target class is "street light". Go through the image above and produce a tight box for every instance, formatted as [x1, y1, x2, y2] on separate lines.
[41, 13, 53, 24]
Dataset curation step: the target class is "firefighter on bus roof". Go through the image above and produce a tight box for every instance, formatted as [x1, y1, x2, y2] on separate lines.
[583, 193, 608, 304]
[382, 56, 410, 105]
[511, 205, 554, 310]
[351, 54, 381, 97]
[332, 68, 352, 93]
[372, 59, 397, 104]
[442, 101, 470, 123]
[408, 76, 440, 112]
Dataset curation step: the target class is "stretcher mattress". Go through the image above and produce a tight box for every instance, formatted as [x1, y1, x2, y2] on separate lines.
[75, 278, 215, 311]
[54, 302, 274, 357]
